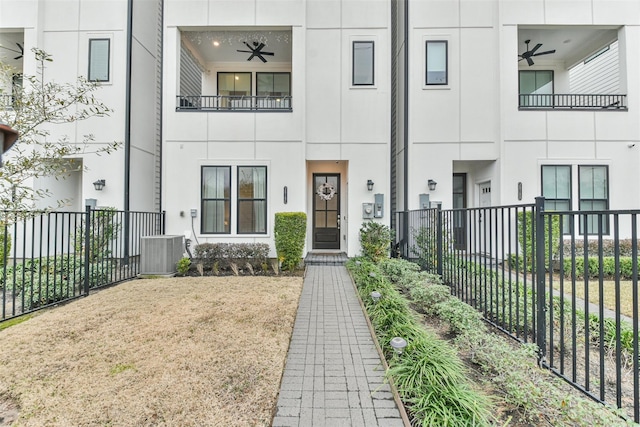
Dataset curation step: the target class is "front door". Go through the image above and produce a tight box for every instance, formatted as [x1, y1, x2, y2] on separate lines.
[313, 174, 340, 249]
[452, 174, 467, 250]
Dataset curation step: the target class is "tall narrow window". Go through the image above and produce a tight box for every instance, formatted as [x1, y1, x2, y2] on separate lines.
[238, 166, 267, 234]
[542, 165, 572, 234]
[202, 166, 231, 234]
[425, 41, 448, 85]
[88, 39, 110, 82]
[579, 165, 609, 235]
[352, 41, 374, 86]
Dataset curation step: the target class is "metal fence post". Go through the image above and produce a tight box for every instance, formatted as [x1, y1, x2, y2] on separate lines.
[162, 210, 166, 235]
[534, 196, 547, 363]
[437, 205, 443, 277]
[83, 205, 91, 296]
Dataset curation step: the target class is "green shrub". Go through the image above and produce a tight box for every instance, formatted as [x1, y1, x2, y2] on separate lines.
[176, 257, 191, 276]
[274, 212, 307, 271]
[359, 221, 393, 262]
[514, 210, 560, 272]
[563, 256, 636, 280]
[193, 243, 269, 270]
[0, 223, 10, 267]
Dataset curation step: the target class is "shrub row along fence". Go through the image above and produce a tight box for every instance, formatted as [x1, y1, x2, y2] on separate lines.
[1, 208, 165, 322]
[395, 197, 640, 423]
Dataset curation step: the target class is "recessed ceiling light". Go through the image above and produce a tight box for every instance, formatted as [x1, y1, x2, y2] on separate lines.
[213, 41, 220, 47]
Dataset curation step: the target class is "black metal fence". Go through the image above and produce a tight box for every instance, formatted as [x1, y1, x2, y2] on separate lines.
[395, 198, 640, 422]
[1, 208, 165, 322]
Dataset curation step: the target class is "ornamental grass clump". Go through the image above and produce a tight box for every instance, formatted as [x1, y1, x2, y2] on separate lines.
[348, 258, 493, 427]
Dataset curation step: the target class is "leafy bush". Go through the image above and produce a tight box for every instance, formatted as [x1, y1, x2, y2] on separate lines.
[0, 255, 113, 310]
[0, 223, 10, 267]
[193, 243, 269, 270]
[563, 256, 636, 280]
[515, 210, 561, 272]
[274, 212, 307, 271]
[564, 239, 636, 258]
[74, 208, 120, 262]
[176, 257, 191, 276]
[359, 221, 393, 262]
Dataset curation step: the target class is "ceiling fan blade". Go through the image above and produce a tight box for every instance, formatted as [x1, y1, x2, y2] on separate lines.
[260, 51, 274, 56]
[529, 43, 542, 55]
[256, 42, 266, 50]
[258, 54, 267, 63]
[532, 49, 556, 57]
[236, 49, 253, 53]
[14, 55, 22, 60]
[526, 57, 534, 66]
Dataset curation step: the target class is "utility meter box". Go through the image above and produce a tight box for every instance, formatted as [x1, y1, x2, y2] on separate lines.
[362, 203, 374, 219]
[374, 193, 384, 218]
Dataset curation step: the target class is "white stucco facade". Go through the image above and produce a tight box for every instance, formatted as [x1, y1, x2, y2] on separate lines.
[2, 0, 639, 256]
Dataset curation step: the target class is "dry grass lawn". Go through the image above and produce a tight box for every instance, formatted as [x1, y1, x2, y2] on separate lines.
[0, 276, 303, 427]
[554, 279, 635, 318]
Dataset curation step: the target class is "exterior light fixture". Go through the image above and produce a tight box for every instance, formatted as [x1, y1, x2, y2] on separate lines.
[390, 337, 407, 355]
[370, 291, 381, 302]
[367, 179, 374, 191]
[93, 179, 106, 191]
[428, 179, 437, 191]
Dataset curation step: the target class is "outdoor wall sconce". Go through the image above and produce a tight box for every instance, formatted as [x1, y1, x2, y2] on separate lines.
[367, 179, 374, 191]
[428, 179, 437, 191]
[370, 291, 381, 303]
[93, 179, 106, 191]
[390, 337, 407, 355]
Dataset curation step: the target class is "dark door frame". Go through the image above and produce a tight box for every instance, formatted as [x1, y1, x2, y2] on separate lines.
[312, 173, 341, 250]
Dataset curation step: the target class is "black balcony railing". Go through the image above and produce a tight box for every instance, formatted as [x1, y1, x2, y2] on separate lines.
[176, 95, 292, 112]
[0, 94, 16, 109]
[519, 93, 627, 110]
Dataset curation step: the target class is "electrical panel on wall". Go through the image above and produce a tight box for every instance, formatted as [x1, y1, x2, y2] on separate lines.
[374, 194, 384, 218]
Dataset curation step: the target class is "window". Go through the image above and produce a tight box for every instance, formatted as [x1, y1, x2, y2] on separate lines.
[519, 70, 553, 107]
[257, 73, 291, 97]
[237, 166, 267, 234]
[426, 41, 448, 85]
[352, 41, 374, 86]
[88, 39, 110, 82]
[542, 165, 571, 234]
[217, 72, 251, 96]
[579, 165, 609, 235]
[202, 166, 231, 234]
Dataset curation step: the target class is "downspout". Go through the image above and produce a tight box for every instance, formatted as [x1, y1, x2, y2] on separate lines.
[158, 0, 164, 214]
[402, 0, 409, 251]
[123, 0, 133, 264]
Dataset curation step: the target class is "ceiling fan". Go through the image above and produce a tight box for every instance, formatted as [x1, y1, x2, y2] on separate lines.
[236, 41, 274, 63]
[0, 42, 24, 60]
[519, 39, 556, 66]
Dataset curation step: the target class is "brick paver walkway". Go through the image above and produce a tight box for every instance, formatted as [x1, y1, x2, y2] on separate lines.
[272, 265, 405, 427]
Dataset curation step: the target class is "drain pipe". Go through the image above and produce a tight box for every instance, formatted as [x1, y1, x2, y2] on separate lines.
[123, 0, 133, 264]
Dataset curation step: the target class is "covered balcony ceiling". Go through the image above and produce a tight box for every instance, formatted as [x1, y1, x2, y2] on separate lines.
[518, 25, 619, 69]
[0, 31, 24, 70]
[181, 26, 292, 64]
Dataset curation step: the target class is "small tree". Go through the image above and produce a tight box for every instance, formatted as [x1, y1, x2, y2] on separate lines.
[0, 48, 119, 212]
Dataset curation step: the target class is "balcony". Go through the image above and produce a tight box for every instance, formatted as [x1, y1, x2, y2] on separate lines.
[519, 93, 627, 110]
[176, 95, 292, 112]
